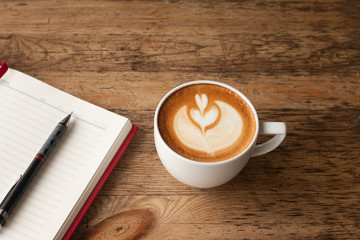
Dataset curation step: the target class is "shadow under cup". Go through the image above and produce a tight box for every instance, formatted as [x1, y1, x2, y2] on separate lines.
[154, 80, 286, 188]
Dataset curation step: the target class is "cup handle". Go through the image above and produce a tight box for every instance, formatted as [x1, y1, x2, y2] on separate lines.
[251, 122, 286, 157]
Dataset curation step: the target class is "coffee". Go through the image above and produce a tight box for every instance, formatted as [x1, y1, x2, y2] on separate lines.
[158, 83, 256, 162]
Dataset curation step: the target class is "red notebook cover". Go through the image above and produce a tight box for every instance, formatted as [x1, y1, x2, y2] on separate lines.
[0, 61, 9, 78]
[1, 61, 138, 240]
[62, 124, 138, 240]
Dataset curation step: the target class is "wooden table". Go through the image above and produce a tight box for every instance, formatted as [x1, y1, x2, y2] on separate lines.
[1, 1, 359, 239]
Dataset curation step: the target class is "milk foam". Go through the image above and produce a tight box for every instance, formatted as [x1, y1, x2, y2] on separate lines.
[174, 94, 243, 155]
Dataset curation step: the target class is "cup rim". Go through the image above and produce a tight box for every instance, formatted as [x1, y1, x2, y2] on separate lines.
[154, 80, 260, 166]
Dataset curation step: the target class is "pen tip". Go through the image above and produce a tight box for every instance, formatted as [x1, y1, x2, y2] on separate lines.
[61, 113, 72, 126]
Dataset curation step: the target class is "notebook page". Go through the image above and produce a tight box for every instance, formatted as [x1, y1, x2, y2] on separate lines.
[0, 69, 131, 239]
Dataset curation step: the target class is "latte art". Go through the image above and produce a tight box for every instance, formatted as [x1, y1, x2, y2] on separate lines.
[174, 94, 243, 155]
[158, 83, 256, 162]
[190, 94, 219, 134]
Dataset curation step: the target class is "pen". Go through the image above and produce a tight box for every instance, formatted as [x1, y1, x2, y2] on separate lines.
[0, 113, 72, 228]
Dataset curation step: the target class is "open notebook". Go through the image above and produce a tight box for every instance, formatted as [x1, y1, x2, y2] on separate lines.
[0, 62, 137, 239]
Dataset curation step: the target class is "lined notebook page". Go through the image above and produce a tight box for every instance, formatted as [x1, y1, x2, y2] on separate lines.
[0, 69, 131, 239]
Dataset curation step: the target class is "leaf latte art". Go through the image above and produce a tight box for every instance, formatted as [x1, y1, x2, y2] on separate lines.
[158, 83, 256, 162]
[174, 94, 243, 155]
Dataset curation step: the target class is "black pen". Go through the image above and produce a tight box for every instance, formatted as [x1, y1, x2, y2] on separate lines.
[0, 113, 72, 228]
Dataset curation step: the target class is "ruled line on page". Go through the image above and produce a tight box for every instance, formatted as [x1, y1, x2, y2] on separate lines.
[0, 83, 108, 131]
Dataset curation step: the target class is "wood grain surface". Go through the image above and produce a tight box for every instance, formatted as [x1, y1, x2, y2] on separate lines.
[1, 0, 359, 239]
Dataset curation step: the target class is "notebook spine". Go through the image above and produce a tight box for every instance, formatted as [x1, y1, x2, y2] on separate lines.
[0, 61, 9, 78]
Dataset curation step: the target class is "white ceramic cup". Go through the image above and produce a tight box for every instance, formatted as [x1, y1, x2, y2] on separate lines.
[154, 80, 286, 188]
